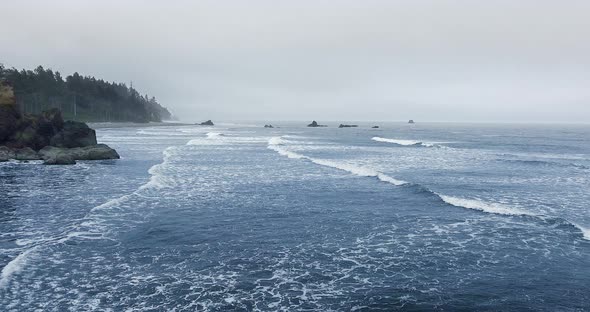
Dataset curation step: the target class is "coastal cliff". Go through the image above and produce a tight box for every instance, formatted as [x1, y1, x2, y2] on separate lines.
[0, 80, 119, 164]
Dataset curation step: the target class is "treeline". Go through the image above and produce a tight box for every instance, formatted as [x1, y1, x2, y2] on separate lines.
[0, 64, 172, 123]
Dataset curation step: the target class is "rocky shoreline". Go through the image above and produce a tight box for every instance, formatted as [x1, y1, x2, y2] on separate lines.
[0, 80, 119, 165]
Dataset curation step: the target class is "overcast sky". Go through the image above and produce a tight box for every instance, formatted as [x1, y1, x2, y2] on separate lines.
[1, 0, 589, 122]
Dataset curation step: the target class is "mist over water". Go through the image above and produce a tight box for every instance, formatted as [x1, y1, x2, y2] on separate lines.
[1, 122, 589, 310]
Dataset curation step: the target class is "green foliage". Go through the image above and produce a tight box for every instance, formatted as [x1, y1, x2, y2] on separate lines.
[0, 64, 172, 123]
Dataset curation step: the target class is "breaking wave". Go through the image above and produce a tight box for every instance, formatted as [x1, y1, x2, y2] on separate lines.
[268, 137, 407, 186]
[269, 136, 590, 241]
[371, 137, 437, 147]
[0, 145, 179, 289]
[437, 194, 535, 217]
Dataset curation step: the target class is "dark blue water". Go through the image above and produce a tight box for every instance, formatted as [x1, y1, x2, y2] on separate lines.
[1, 122, 589, 311]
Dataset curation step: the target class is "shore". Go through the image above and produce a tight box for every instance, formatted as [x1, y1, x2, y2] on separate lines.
[88, 121, 191, 129]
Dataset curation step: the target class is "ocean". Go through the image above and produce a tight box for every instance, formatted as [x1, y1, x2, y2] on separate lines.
[1, 122, 589, 311]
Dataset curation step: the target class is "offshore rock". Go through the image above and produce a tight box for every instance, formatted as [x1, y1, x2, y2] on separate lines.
[307, 120, 327, 127]
[199, 120, 214, 126]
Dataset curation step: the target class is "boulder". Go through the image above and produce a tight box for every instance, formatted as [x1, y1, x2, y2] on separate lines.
[50, 120, 97, 148]
[75, 144, 120, 160]
[14, 147, 41, 160]
[44, 152, 76, 165]
[39, 144, 119, 164]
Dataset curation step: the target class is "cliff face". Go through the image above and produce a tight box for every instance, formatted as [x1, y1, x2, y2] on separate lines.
[0, 81, 20, 142]
[0, 80, 16, 105]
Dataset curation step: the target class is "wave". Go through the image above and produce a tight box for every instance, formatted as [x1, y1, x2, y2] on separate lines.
[206, 132, 223, 139]
[268, 137, 407, 186]
[437, 194, 535, 216]
[371, 137, 437, 147]
[573, 224, 590, 240]
[497, 158, 589, 170]
[269, 136, 589, 241]
[0, 145, 179, 289]
[0, 247, 38, 289]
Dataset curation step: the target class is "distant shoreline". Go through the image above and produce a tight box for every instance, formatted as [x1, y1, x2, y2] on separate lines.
[89, 121, 191, 129]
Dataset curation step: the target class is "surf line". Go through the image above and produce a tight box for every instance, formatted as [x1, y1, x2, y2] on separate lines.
[268, 137, 590, 241]
[0, 144, 180, 290]
[268, 137, 407, 186]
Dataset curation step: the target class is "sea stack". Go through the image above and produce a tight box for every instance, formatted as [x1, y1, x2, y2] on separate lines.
[307, 120, 327, 127]
[199, 120, 214, 126]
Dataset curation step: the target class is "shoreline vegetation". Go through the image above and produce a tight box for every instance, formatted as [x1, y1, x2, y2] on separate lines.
[0, 80, 119, 164]
[0, 64, 173, 123]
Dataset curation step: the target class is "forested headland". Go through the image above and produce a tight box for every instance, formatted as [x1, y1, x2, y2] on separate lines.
[0, 64, 172, 123]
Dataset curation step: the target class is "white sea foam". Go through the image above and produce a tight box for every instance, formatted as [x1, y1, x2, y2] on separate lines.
[571, 223, 590, 241]
[437, 194, 535, 216]
[206, 132, 223, 139]
[371, 137, 438, 147]
[0, 144, 180, 289]
[0, 247, 37, 289]
[268, 137, 407, 186]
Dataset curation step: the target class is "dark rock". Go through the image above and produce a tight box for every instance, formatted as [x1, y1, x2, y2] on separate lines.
[50, 121, 97, 148]
[372, 126, 380, 128]
[198, 120, 214, 126]
[0, 82, 118, 163]
[0, 146, 15, 162]
[264, 124, 274, 128]
[44, 152, 76, 165]
[14, 147, 41, 160]
[307, 121, 327, 127]
[408, 120, 415, 124]
[75, 144, 120, 160]
[338, 124, 358, 128]
[39, 144, 119, 164]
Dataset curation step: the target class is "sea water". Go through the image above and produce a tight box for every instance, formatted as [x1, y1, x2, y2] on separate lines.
[0, 122, 589, 311]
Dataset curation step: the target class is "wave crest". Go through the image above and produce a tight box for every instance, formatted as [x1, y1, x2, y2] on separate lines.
[268, 137, 407, 186]
[371, 137, 435, 147]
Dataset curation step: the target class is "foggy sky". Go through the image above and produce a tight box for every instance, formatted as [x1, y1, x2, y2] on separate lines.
[1, 0, 589, 123]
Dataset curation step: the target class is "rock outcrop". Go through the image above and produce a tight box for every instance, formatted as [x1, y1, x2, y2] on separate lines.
[50, 121, 97, 148]
[264, 124, 274, 128]
[372, 126, 380, 128]
[408, 120, 415, 124]
[0, 80, 119, 165]
[338, 124, 358, 128]
[307, 121, 327, 127]
[198, 120, 214, 126]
